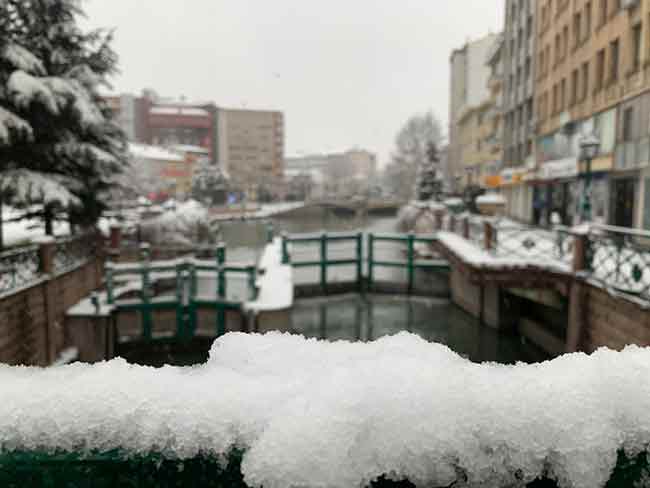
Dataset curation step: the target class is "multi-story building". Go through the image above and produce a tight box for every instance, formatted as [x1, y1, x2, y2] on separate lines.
[449, 33, 500, 189]
[501, 0, 537, 222]
[105, 91, 285, 200]
[216, 109, 284, 198]
[534, 0, 650, 227]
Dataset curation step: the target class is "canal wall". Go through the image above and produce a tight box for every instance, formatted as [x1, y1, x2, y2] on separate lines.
[0, 237, 104, 366]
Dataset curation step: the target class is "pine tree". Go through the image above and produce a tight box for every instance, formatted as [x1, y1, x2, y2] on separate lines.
[416, 142, 441, 201]
[0, 0, 128, 243]
[191, 158, 228, 205]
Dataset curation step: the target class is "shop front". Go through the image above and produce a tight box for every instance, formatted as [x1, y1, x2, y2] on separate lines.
[499, 168, 530, 223]
[529, 157, 578, 226]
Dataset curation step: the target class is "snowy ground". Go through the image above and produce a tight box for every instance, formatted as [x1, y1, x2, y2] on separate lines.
[1, 332, 649, 488]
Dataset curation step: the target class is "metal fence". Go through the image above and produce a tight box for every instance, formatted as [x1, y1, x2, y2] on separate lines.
[53, 233, 97, 273]
[492, 224, 575, 267]
[0, 245, 42, 295]
[586, 224, 650, 301]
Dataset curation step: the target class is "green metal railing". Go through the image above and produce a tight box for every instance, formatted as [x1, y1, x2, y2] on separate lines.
[368, 233, 442, 294]
[282, 231, 363, 293]
[0, 448, 646, 487]
[282, 232, 446, 294]
[106, 244, 257, 340]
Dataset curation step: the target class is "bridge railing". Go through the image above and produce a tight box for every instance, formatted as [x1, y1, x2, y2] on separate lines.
[368, 233, 441, 294]
[106, 244, 257, 339]
[281, 231, 363, 292]
[585, 224, 650, 301]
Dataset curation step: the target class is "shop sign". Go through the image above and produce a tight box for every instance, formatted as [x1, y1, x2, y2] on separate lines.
[539, 157, 578, 180]
[484, 175, 501, 188]
[499, 168, 526, 186]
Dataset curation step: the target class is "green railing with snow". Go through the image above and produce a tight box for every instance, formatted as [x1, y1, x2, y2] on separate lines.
[105, 243, 257, 339]
[1, 333, 650, 488]
[281, 231, 448, 294]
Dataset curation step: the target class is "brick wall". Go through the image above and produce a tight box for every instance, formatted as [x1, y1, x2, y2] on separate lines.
[582, 283, 650, 352]
[0, 257, 103, 366]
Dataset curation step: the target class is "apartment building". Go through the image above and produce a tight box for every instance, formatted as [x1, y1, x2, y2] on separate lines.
[534, 0, 650, 227]
[217, 109, 284, 198]
[449, 33, 499, 189]
[501, 0, 538, 222]
[106, 91, 285, 200]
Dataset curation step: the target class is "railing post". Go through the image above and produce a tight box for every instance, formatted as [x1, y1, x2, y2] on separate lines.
[356, 232, 363, 292]
[462, 217, 470, 239]
[106, 265, 114, 305]
[483, 221, 494, 251]
[320, 232, 327, 294]
[109, 224, 122, 252]
[368, 233, 374, 292]
[449, 215, 456, 233]
[216, 243, 227, 336]
[266, 221, 274, 244]
[281, 232, 289, 264]
[141, 260, 152, 340]
[247, 265, 258, 299]
[407, 233, 415, 295]
[38, 237, 56, 275]
[434, 211, 443, 231]
[176, 261, 187, 339]
[572, 233, 588, 272]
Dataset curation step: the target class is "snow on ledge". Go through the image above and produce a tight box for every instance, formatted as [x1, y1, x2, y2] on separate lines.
[0, 332, 649, 488]
[476, 192, 506, 205]
[244, 237, 293, 312]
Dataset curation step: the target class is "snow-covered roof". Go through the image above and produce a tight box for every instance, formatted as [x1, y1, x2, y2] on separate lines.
[476, 192, 506, 205]
[129, 143, 184, 162]
[169, 144, 209, 155]
[150, 106, 209, 117]
[1, 332, 649, 488]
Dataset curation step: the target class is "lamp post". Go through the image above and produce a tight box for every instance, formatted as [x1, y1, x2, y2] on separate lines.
[579, 133, 600, 223]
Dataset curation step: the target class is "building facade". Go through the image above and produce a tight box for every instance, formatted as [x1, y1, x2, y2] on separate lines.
[449, 33, 500, 189]
[500, 0, 537, 222]
[534, 0, 650, 227]
[105, 91, 285, 201]
[217, 109, 284, 198]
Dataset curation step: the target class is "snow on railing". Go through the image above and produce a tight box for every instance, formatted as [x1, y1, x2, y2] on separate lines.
[1, 332, 650, 488]
[586, 224, 650, 301]
[0, 244, 42, 295]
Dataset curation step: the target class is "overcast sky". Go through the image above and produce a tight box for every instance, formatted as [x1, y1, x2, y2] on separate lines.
[83, 0, 504, 165]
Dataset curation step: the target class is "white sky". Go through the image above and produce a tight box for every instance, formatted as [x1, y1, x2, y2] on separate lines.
[83, 0, 504, 165]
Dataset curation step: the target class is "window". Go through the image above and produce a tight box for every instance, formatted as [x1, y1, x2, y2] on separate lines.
[581, 61, 589, 100]
[584, 2, 592, 40]
[552, 84, 558, 113]
[573, 13, 582, 49]
[631, 23, 642, 73]
[571, 69, 579, 105]
[555, 34, 561, 65]
[595, 48, 605, 91]
[609, 38, 619, 83]
[560, 78, 566, 110]
[599, 0, 607, 27]
[563, 25, 569, 58]
[622, 107, 634, 141]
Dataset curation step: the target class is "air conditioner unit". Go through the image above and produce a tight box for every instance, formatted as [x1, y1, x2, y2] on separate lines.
[622, 0, 639, 9]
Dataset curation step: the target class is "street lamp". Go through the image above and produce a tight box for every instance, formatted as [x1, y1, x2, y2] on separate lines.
[579, 133, 600, 223]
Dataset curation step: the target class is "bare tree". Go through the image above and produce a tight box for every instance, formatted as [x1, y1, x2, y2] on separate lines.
[390, 111, 443, 200]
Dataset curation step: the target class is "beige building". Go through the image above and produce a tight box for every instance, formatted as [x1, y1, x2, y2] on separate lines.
[217, 109, 284, 199]
[534, 0, 650, 227]
[449, 33, 500, 188]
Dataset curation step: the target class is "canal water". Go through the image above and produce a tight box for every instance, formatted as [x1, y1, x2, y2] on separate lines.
[119, 209, 547, 366]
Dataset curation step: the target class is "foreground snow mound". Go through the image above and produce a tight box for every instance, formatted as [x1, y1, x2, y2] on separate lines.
[2, 333, 650, 488]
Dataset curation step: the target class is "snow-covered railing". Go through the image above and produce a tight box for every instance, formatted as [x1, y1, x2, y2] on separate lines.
[586, 224, 650, 301]
[492, 223, 575, 269]
[0, 333, 649, 488]
[105, 246, 258, 340]
[0, 244, 42, 295]
[53, 233, 97, 274]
